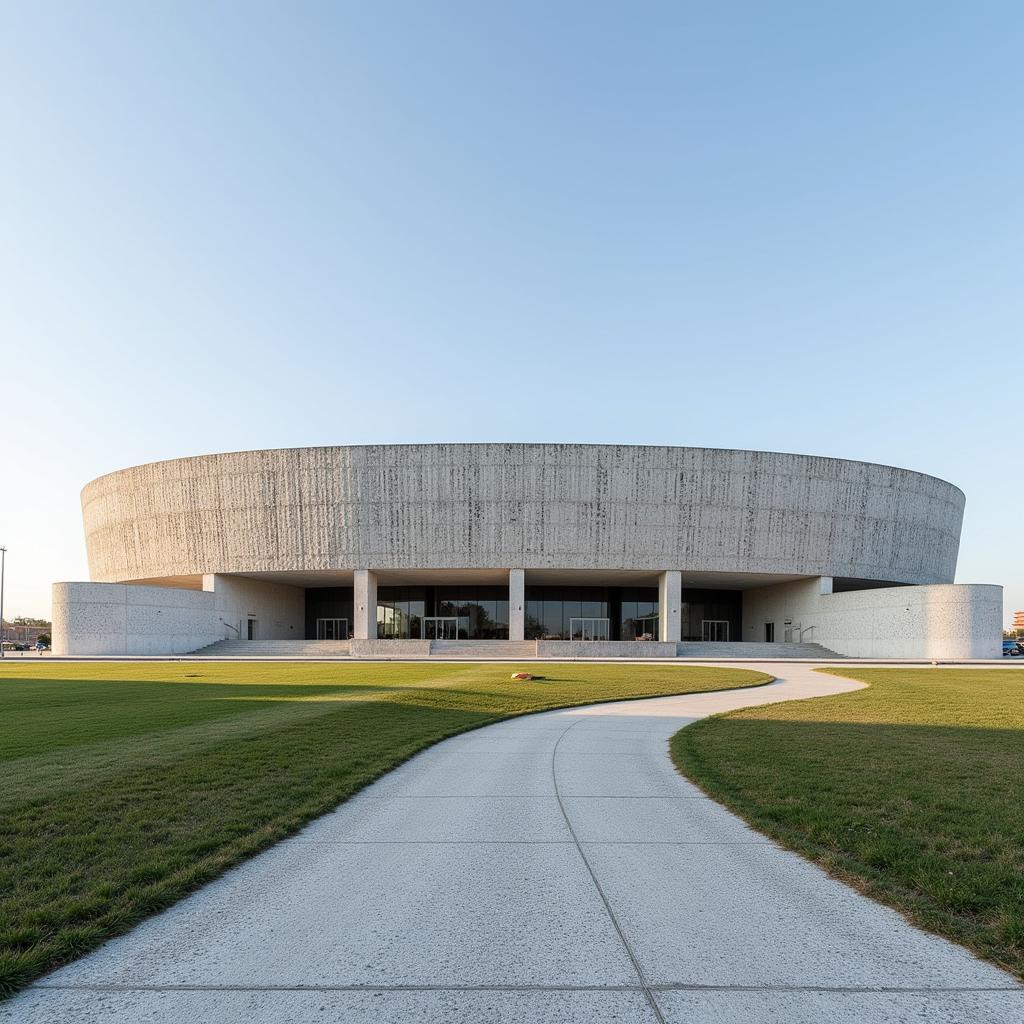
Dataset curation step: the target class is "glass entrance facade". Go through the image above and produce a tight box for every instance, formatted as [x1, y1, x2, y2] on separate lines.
[305, 582, 741, 641]
[682, 589, 741, 642]
[524, 586, 659, 641]
[376, 586, 509, 640]
[316, 618, 348, 640]
[306, 588, 354, 639]
[524, 585, 742, 641]
[422, 616, 459, 640]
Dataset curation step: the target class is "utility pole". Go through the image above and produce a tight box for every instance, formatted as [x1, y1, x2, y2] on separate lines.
[0, 546, 6, 659]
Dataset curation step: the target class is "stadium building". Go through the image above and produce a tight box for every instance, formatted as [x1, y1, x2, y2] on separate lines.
[52, 444, 1001, 659]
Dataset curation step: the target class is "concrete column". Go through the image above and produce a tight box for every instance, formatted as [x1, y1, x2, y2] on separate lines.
[508, 569, 525, 641]
[658, 570, 682, 643]
[353, 569, 378, 640]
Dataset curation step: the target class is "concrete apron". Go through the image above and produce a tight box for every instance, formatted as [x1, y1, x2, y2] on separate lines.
[5, 664, 1022, 1024]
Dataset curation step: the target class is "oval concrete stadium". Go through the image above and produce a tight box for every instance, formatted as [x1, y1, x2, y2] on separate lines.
[81, 444, 964, 585]
[54, 444, 1001, 660]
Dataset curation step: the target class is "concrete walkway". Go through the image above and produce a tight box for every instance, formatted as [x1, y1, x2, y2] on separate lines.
[4, 664, 1022, 1023]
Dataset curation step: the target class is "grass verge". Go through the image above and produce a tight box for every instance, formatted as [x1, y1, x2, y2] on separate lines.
[0, 659, 769, 997]
[670, 667, 1024, 979]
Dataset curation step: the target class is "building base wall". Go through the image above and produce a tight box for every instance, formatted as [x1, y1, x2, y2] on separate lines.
[52, 574, 1004, 660]
[742, 578, 1003, 659]
[537, 640, 678, 659]
[52, 582, 220, 656]
[350, 639, 431, 658]
[52, 575, 305, 655]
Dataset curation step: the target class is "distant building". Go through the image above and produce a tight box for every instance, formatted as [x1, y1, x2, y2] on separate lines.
[1013, 610, 1024, 632]
[1, 621, 50, 645]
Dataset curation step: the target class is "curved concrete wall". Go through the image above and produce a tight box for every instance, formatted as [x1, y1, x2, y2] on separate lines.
[81, 444, 965, 585]
[52, 576, 305, 656]
[742, 578, 1003, 660]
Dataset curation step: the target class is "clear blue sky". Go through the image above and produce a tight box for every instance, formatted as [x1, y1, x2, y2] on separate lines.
[2, 1, 1021, 623]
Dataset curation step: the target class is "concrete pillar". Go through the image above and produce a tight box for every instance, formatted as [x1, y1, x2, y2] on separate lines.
[508, 569, 525, 641]
[658, 570, 682, 643]
[354, 569, 378, 640]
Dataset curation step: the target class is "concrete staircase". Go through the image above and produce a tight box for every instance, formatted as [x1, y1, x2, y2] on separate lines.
[676, 641, 843, 660]
[186, 638, 839, 660]
[428, 640, 539, 659]
[191, 639, 351, 657]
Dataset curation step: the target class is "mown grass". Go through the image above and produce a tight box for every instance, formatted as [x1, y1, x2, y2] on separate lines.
[670, 668, 1024, 979]
[0, 660, 769, 998]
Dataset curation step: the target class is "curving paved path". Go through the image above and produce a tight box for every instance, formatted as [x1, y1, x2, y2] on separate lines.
[4, 663, 1023, 1023]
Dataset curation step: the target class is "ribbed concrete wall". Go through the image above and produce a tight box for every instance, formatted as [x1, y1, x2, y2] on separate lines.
[81, 444, 965, 585]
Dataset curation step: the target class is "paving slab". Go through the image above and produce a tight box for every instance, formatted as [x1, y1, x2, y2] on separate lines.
[0, 988, 661, 1024]
[583, 841, 1015, 989]
[5, 662, 1022, 1024]
[296, 793, 572, 843]
[655, 989, 1024, 1024]
[43, 840, 638, 989]
[368, 749, 557, 797]
[562, 796, 763, 843]
[555, 750, 702, 797]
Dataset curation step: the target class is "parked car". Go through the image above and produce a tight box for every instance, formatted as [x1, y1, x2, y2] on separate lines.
[1003, 640, 1024, 656]
[35, 640, 49, 651]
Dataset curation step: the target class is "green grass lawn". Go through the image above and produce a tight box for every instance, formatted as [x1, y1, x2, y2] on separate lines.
[671, 667, 1024, 979]
[0, 660, 769, 997]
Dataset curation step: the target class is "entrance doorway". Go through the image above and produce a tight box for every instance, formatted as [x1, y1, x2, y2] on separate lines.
[569, 617, 611, 641]
[636, 615, 659, 640]
[701, 619, 729, 642]
[423, 616, 459, 640]
[316, 618, 348, 640]
[247, 618, 257, 640]
[764, 622, 774, 642]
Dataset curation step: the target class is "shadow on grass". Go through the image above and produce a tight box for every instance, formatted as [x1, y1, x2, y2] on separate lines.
[0, 666, 771, 999]
[0, 701, 493, 998]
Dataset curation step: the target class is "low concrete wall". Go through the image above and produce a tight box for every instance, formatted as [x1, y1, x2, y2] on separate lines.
[537, 640, 678, 659]
[350, 639, 431, 658]
[742, 578, 1003, 659]
[53, 574, 306, 655]
[52, 582, 220, 656]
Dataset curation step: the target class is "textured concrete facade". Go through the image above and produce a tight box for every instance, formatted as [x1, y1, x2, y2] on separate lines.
[52, 444, 1001, 658]
[52, 575, 305, 656]
[80, 444, 964, 585]
[52, 582, 220, 656]
[742, 578, 1003, 660]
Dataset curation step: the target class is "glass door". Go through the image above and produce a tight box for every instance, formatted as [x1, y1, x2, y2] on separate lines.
[569, 617, 611, 641]
[636, 615, 659, 640]
[316, 618, 348, 640]
[701, 620, 729, 642]
[423, 617, 459, 640]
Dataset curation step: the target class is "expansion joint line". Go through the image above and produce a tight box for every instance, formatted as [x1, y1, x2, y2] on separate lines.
[551, 717, 667, 1024]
